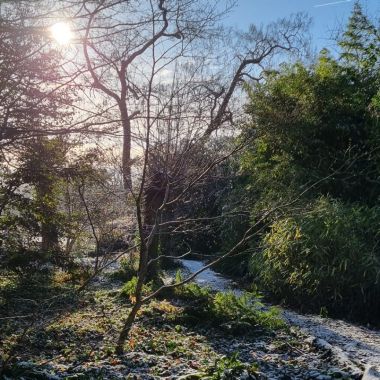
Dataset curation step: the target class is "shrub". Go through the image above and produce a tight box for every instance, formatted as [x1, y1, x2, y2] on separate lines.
[174, 271, 212, 302]
[211, 291, 284, 330]
[175, 269, 183, 284]
[206, 353, 259, 380]
[175, 280, 284, 331]
[3, 248, 51, 276]
[251, 196, 380, 322]
[65, 262, 92, 285]
[120, 276, 152, 298]
[110, 256, 138, 282]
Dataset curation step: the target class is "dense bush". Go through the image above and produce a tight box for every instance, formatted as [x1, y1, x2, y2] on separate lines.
[250, 197, 380, 322]
[240, 4, 380, 325]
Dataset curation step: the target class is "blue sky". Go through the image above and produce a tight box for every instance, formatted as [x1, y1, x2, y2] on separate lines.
[226, 0, 380, 52]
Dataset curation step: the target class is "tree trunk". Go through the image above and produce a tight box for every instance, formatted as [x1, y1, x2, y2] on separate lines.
[38, 179, 60, 255]
[120, 103, 132, 191]
[116, 242, 149, 355]
[115, 299, 142, 355]
[141, 170, 166, 280]
[41, 220, 59, 253]
[116, 172, 167, 354]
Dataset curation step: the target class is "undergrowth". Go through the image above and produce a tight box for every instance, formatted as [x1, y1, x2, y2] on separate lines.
[173, 270, 284, 332]
[206, 353, 259, 380]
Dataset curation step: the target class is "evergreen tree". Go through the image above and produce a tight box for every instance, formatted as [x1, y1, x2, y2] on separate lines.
[339, 1, 380, 73]
[17, 138, 69, 256]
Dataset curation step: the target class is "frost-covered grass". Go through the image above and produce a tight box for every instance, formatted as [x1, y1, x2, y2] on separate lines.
[0, 268, 352, 379]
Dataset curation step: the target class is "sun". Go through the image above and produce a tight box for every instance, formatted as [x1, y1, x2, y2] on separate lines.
[50, 22, 73, 45]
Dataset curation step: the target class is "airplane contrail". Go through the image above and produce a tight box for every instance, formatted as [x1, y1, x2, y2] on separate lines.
[314, 0, 352, 8]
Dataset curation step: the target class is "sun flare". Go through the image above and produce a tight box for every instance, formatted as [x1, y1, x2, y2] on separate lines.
[50, 22, 73, 45]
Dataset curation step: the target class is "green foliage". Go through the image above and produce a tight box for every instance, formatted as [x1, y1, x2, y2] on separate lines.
[205, 353, 258, 380]
[211, 291, 284, 330]
[175, 269, 183, 284]
[243, 54, 380, 207]
[175, 281, 212, 303]
[121, 256, 138, 278]
[121, 276, 139, 297]
[174, 270, 212, 300]
[120, 276, 152, 298]
[338, 1, 380, 72]
[242, 6, 380, 209]
[239, 3, 380, 323]
[0, 138, 71, 272]
[251, 196, 380, 321]
[175, 279, 284, 331]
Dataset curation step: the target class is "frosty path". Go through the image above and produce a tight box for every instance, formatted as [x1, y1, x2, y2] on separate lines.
[180, 259, 380, 377]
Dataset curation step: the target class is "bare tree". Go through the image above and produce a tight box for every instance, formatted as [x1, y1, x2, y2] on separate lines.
[3, 0, 310, 354]
[72, 0, 309, 188]
[40, 0, 310, 354]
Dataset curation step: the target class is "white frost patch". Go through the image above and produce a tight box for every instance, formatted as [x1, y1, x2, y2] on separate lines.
[283, 310, 380, 375]
[180, 259, 380, 377]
